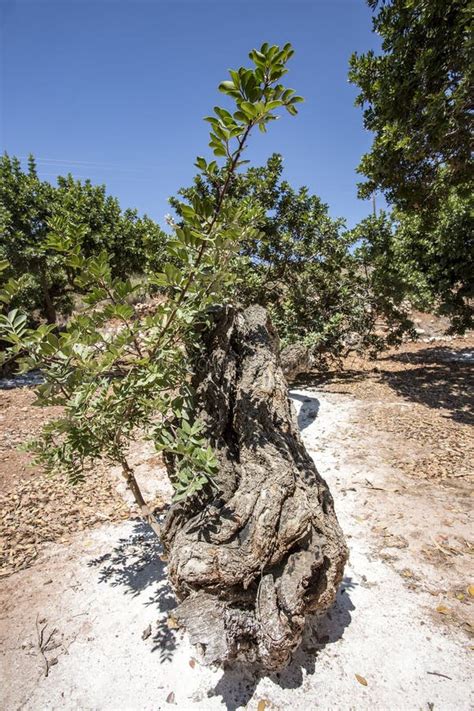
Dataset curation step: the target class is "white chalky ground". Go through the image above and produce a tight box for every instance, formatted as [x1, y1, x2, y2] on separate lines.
[1, 390, 472, 710]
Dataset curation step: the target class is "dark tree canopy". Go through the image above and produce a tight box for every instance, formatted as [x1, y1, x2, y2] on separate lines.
[173, 154, 392, 364]
[349, 0, 473, 208]
[350, 0, 473, 332]
[0, 154, 165, 323]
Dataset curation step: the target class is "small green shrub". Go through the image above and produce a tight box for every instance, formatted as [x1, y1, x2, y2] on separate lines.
[0, 43, 302, 531]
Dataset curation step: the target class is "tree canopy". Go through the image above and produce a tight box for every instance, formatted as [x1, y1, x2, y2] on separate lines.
[349, 0, 472, 208]
[349, 0, 473, 331]
[0, 154, 165, 323]
[174, 153, 391, 363]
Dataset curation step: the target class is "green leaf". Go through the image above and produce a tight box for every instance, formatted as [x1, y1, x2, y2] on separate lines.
[218, 80, 235, 93]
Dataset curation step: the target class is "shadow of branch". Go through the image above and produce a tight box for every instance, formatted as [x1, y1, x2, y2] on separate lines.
[289, 391, 320, 431]
[208, 576, 356, 710]
[87, 519, 179, 662]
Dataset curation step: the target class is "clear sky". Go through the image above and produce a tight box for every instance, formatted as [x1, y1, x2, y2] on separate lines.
[0, 0, 383, 229]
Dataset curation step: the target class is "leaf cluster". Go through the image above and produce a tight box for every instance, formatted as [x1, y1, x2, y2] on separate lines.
[173, 153, 408, 366]
[0, 43, 302, 501]
[349, 0, 473, 332]
[0, 154, 166, 325]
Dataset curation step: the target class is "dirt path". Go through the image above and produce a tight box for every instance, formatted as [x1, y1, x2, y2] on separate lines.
[1, 377, 472, 709]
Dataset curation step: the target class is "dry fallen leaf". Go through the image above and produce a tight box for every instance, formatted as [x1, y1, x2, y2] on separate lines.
[166, 691, 176, 704]
[355, 674, 368, 686]
[468, 585, 474, 597]
[167, 616, 179, 629]
[189, 658, 196, 669]
[436, 604, 450, 615]
[257, 700, 269, 711]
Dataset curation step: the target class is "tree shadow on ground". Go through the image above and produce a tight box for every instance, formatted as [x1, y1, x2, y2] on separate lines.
[379, 347, 473, 425]
[291, 368, 368, 395]
[208, 576, 356, 710]
[88, 519, 167, 595]
[87, 519, 178, 662]
[289, 391, 320, 430]
[290, 346, 473, 426]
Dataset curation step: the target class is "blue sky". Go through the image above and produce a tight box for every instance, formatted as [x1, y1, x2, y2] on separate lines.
[0, 0, 383, 229]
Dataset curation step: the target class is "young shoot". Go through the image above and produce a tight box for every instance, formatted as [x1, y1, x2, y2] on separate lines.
[0, 43, 303, 537]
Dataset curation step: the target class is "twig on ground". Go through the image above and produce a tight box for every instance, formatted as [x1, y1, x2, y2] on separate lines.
[359, 479, 400, 493]
[427, 671, 453, 680]
[35, 615, 59, 677]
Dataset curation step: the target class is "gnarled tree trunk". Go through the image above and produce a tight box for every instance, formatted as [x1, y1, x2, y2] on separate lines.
[161, 305, 348, 671]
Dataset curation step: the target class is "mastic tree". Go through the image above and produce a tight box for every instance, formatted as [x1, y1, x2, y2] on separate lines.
[354, 191, 474, 334]
[0, 155, 60, 324]
[349, 0, 473, 331]
[0, 154, 165, 323]
[0, 43, 303, 533]
[174, 153, 394, 364]
[53, 174, 164, 278]
[349, 0, 472, 208]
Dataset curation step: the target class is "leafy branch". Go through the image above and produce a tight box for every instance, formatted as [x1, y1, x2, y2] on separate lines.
[0, 43, 302, 536]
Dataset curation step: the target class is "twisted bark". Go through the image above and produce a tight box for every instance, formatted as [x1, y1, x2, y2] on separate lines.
[161, 305, 348, 671]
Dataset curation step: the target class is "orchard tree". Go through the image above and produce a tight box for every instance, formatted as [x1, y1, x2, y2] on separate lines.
[349, 0, 472, 208]
[0, 155, 60, 324]
[355, 192, 474, 333]
[174, 153, 385, 364]
[349, 0, 473, 331]
[0, 154, 165, 323]
[231, 156, 366, 356]
[352, 212, 419, 340]
[53, 174, 165, 278]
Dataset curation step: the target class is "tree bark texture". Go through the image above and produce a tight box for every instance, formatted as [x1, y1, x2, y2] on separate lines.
[161, 305, 348, 671]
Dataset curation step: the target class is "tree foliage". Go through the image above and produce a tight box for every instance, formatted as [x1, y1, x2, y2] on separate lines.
[349, 0, 473, 331]
[355, 189, 473, 333]
[174, 153, 389, 363]
[0, 43, 303, 527]
[349, 0, 472, 208]
[0, 154, 165, 323]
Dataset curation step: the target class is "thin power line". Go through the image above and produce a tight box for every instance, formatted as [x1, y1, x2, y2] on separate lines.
[17, 155, 155, 174]
[38, 171, 154, 182]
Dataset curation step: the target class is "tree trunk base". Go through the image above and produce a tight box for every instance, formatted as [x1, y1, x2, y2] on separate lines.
[162, 305, 348, 671]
